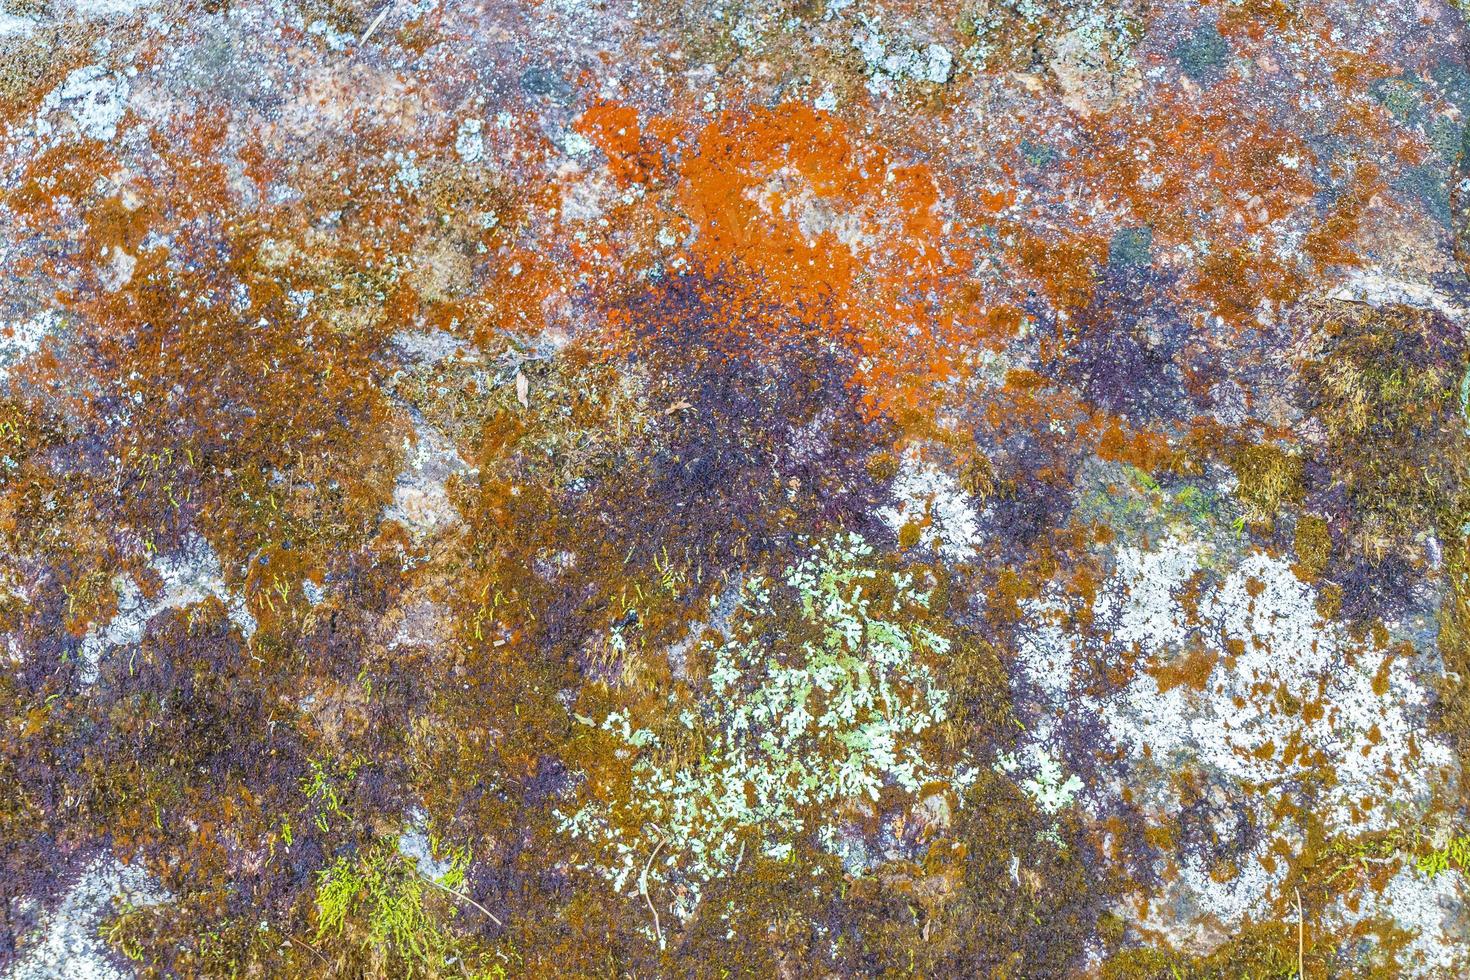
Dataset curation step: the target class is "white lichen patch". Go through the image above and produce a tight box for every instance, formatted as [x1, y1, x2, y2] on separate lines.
[396, 810, 466, 884]
[71, 0, 159, 18]
[397, 827, 452, 881]
[0, 11, 38, 35]
[1341, 865, 1470, 974]
[389, 328, 471, 366]
[1012, 533, 1457, 949]
[966, 0, 1143, 72]
[383, 414, 470, 541]
[41, 65, 131, 142]
[559, 534, 972, 922]
[6, 855, 168, 980]
[78, 576, 146, 685]
[454, 117, 484, 163]
[559, 166, 617, 225]
[386, 598, 449, 652]
[1048, 20, 1143, 114]
[1326, 267, 1470, 322]
[0, 310, 58, 383]
[153, 534, 257, 636]
[877, 450, 982, 561]
[560, 130, 595, 160]
[850, 16, 952, 95]
[792, 185, 867, 250]
[79, 533, 256, 683]
[100, 245, 136, 292]
[997, 746, 1082, 814]
[1119, 542, 1444, 826]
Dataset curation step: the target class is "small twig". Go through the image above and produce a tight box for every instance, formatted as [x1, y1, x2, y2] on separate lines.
[638, 836, 668, 950]
[289, 935, 331, 969]
[358, 1, 395, 45]
[419, 873, 505, 928]
[1295, 887, 1305, 979]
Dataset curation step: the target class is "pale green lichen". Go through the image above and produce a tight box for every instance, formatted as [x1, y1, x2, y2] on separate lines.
[558, 533, 972, 922]
[997, 748, 1082, 814]
[963, 0, 1144, 72]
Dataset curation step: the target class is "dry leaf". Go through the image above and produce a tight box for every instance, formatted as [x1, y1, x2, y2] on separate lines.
[664, 399, 693, 415]
[515, 371, 529, 407]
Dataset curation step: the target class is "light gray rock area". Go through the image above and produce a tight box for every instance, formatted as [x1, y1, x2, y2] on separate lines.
[6, 858, 166, 980]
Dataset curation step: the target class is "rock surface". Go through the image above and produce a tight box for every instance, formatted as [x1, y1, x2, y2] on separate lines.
[1, 0, 1469, 975]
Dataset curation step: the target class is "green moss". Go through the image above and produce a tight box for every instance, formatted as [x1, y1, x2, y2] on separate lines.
[98, 904, 147, 963]
[1076, 462, 1230, 545]
[1430, 117, 1464, 165]
[1020, 138, 1059, 169]
[1371, 77, 1425, 125]
[314, 839, 481, 976]
[1416, 832, 1470, 878]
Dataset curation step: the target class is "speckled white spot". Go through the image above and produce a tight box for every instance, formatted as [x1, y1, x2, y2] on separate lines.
[877, 450, 982, 561]
[45, 65, 131, 142]
[6, 856, 167, 980]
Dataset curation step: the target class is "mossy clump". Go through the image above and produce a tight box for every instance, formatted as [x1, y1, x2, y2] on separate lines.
[0, 27, 73, 116]
[1297, 300, 1470, 806]
[293, 0, 371, 37]
[898, 520, 923, 548]
[313, 840, 477, 976]
[1101, 920, 1303, 979]
[1293, 513, 1332, 579]
[0, 0, 47, 17]
[958, 449, 998, 499]
[1230, 441, 1303, 528]
[912, 769, 1112, 976]
[1299, 301, 1465, 562]
[866, 448, 900, 483]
